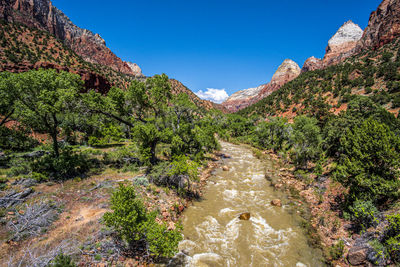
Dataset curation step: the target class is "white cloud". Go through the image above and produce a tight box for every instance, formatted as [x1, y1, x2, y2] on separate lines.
[195, 88, 229, 104]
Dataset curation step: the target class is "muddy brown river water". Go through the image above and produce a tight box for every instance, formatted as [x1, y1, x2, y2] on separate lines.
[175, 142, 325, 267]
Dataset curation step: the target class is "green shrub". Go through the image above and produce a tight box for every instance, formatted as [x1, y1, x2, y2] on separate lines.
[329, 240, 344, 260]
[168, 155, 199, 181]
[335, 118, 400, 204]
[48, 253, 76, 267]
[347, 200, 380, 231]
[103, 146, 140, 169]
[7, 158, 32, 177]
[0, 126, 38, 151]
[31, 148, 91, 180]
[384, 214, 400, 263]
[291, 116, 322, 168]
[103, 184, 182, 258]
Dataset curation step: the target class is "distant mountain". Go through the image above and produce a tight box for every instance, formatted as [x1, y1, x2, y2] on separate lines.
[239, 0, 400, 119]
[0, 0, 220, 111]
[222, 59, 301, 113]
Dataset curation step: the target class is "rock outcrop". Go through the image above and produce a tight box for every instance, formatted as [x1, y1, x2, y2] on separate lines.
[222, 85, 265, 112]
[0, 0, 141, 75]
[356, 0, 400, 51]
[222, 59, 300, 113]
[254, 59, 301, 101]
[323, 21, 363, 66]
[126, 62, 143, 77]
[301, 56, 323, 72]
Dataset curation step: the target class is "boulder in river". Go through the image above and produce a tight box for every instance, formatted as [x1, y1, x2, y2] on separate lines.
[271, 199, 282, 207]
[239, 212, 251, 220]
[222, 166, 229, 171]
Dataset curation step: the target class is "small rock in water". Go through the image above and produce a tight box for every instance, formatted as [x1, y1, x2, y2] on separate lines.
[271, 199, 282, 207]
[222, 166, 229, 171]
[239, 212, 251, 220]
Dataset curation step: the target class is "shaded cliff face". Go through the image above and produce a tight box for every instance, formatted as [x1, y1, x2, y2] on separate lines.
[0, 0, 140, 75]
[222, 59, 301, 113]
[356, 0, 400, 51]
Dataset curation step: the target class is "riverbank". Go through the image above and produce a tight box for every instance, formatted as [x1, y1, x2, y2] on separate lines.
[0, 149, 222, 267]
[249, 145, 357, 266]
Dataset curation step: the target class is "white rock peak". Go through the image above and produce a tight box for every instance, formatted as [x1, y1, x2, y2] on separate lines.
[271, 59, 301, 81]
[328, 21, 363, 46]
[226, 85, 265, 101]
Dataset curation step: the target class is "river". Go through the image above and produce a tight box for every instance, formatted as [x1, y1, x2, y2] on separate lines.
[175, 141, 324, 267]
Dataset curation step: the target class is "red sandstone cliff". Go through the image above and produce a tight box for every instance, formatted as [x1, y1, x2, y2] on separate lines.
[0, 0, 142, 76]
[356, 0, 400, 52]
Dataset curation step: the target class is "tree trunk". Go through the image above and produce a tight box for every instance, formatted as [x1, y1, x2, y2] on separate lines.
[150, 141, 157, 165]
[51, 114, 59, 157]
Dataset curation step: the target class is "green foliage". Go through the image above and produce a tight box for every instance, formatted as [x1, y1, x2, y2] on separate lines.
[291, 116, 322, 168]
[103, 184, 182, 258]
[7, 157, 32, 177]
[5, 69, 83, 157]
[31, 148, 91, 180]
[347, 200, 380, 231]
[103, 145, 140, 169]
[384, 214, 400, 263]
[168, 155, 199, 181]
[335, 118, 400, 204]
[88, 124, 124, 147]
[254, 117, 291, 152]
[48, 253, 76, 267]
[329, 240, 344, 260]
[0, 126, 38, 151]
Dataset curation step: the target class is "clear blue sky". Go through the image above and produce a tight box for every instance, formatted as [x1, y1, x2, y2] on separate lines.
[52, 0, 380, 101]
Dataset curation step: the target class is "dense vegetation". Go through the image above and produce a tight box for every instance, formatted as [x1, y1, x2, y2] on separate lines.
[0, 69, 220, 261]
[1, 18, 400, 266]
[219, 38, 400, 264]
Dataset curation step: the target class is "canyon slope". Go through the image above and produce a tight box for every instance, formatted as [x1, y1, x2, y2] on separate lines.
[0, 0, 142, 76]
[222, 59, 301, 112]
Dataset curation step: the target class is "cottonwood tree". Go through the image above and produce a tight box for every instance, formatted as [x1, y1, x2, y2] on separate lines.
[10, 69, 83, 157]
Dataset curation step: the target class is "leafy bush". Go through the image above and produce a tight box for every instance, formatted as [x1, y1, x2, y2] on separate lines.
[31, 148, 91, 180]
[291, 116, 322, 168]
[335, 118, 400, 204]
[347, 200, 380, 231]
[7, 158, 32, 177]
[48, 253, 76, 267]
[103, 146, 140, 169]
[0, 126, 38, 151]
[384, 214, 400, 263]
[103, 184, 182, 258]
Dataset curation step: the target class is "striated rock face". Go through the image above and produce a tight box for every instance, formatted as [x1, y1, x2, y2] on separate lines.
[323, 21, 363, 66]
[222, 59, 300, 113]
[0, 0, 140, 75]
[356, 0, 400, 51]
[222, 85, 265, 112]
[301, 56, 323, 72]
